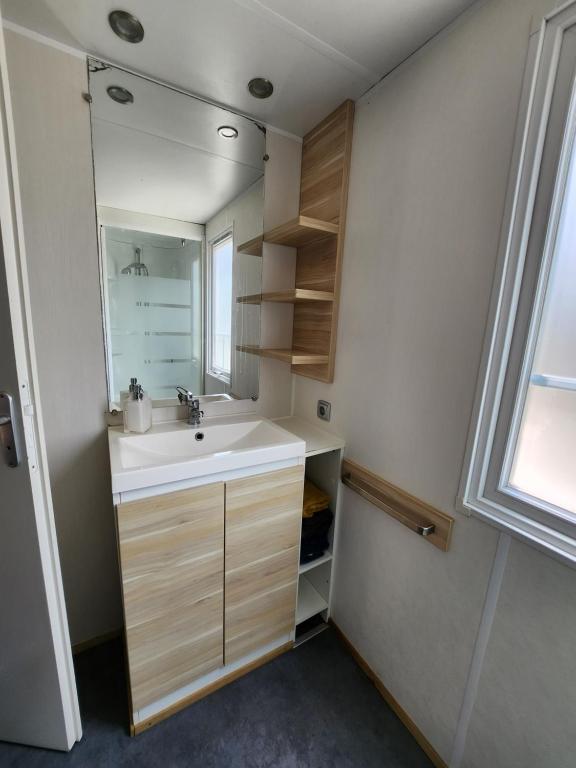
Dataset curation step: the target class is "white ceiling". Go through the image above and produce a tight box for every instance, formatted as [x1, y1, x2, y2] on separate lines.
[90, 64, 265, 222]
[2, 0, 478, 136]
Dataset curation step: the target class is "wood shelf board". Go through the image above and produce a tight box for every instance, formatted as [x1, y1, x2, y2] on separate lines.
[237, 289, 334, 305]
[296, 575, 328, 625]
[264, 216, 338, 248]
[273, 416, 345, 456]
[237, 235, 263, 256]
[236, 346, 329, 366]
[299, 551, 333, 575]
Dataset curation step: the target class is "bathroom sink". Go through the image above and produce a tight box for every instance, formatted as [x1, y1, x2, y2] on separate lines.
[108, 414, 305, 494]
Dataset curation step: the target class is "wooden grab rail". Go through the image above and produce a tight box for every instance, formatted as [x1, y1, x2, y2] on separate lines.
[341, 459, 454, 551]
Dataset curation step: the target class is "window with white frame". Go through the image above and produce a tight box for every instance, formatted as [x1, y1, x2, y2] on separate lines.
[462, 3, 576, 563]
[207, 231, 233, 381]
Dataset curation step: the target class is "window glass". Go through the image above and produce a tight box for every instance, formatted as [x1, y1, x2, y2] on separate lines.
[508, 138, 576, 515]
[210, 235, 233, 377]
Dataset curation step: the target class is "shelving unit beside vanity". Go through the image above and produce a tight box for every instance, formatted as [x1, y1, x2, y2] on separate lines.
[274, 416, 345, 645]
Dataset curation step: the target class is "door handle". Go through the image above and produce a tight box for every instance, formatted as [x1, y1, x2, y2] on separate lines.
[0, 392, 20, 468]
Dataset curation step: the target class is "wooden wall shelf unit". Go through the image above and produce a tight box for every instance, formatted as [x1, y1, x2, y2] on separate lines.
[236, 345, 329, 366]
[237, 289, 334, 305]
[239, 100, 355, 383]
[264, 215, 338, 248]
[237, 234, 263, 256]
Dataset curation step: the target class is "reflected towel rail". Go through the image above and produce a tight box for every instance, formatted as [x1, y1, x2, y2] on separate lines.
[341, 458, 454, 551]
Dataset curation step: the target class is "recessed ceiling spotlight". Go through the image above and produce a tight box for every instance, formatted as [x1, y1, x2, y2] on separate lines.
[247, 77, 274, 99]
[217, 125, 239, 139]
[108, 10, 144, 43]
[107, 85, 134, 105]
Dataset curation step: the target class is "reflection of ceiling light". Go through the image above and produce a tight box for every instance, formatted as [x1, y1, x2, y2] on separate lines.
[217, 125, 239, 139]
[107, 85, 134, 105]
[248, 78, 274, 99]
[108, 10, 144, 43]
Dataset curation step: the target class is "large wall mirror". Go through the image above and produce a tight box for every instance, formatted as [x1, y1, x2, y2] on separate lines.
[89, 60, 264, 407]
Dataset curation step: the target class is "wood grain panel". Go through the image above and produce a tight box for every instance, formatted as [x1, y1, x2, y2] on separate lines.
[292, 100, 354, 382]
[237, 234, 263, 256]
[226, 549, 298, 663]
[237, 289, 334, 304]
[132, 642, 293, 735]
[226, 546, 299, 605]
[128, 596, 223, 709]
[235, 345, 329, 365]
[295, 238, 337, 292]
[299, 101, 353, 223]
[225, 467, 304, 571]
[225, 467, 304, 662]
[117, 483, 225, 711]
[292, 301, 333, 355]
[225, 581, 297, 663]
[341, 459, 454, 551]
[264, 215, 338, 247]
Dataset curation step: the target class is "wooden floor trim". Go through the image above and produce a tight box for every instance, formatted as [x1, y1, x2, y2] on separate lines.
[330, 621, 448, 768]
[72, 628, 122, 656]
[131, 641, 293, 735]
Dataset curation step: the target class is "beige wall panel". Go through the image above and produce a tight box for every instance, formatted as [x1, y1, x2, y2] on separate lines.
[4, 29, 122, 645]
[292, 0, 562, 761]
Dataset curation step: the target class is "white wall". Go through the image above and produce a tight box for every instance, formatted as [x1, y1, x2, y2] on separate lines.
[256, 129, 301, 418]
[293, 0, 576, 765]
[206, 178, 264, 399]
[5, 30, 122, 645]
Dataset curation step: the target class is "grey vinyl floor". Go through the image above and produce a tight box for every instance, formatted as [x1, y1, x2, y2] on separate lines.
[0, 628, 433, 767]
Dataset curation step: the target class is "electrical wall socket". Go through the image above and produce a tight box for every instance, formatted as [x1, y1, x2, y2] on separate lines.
[317, 400, 331, 421]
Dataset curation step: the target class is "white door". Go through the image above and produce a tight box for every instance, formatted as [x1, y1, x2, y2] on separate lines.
[0, 15, 81, 752]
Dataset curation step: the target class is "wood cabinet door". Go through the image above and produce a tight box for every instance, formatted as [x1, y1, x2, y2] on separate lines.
[225, 465, 304, 664]
[116, 483, 224, 711]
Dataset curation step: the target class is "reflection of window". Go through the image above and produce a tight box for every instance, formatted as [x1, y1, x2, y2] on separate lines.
[208, 232, 233, 380]
[462, 5, 576, 563]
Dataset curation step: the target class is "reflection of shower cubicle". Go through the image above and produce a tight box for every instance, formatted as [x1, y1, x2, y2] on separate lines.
[102, 226, 203, 402]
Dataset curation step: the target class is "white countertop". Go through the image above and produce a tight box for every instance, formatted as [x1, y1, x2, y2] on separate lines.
[273, 416, 345, 457]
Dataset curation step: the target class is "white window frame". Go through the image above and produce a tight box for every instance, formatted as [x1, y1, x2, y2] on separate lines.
[206, 227, 233, 384]
[461, 1, 576, 566]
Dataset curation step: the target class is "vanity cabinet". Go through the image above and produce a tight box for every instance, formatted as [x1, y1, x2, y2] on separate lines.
[116, 483, 225, 711]
[225, 466, 303, 663]
[115, 465, 304, 722]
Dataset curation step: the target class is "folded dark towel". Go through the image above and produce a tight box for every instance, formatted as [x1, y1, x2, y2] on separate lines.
[302, 507, 333, 537]
[300, 507, 333, 564]
[300, 533, 330, 563]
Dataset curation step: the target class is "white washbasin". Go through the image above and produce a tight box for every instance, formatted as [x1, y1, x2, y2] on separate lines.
[108, 414, 305, 494]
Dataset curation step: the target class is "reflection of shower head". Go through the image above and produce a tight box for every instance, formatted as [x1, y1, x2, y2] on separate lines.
[121, 246, 149, 276]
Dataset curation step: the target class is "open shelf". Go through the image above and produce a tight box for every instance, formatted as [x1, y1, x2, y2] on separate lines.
[299, 551, 333, 575]
[296, 575, 328, 625]
[236, 345, 329, 365]
[237, 289, 334, 305]
[236, 234, 263, 256]
[264, 216, 338, 248]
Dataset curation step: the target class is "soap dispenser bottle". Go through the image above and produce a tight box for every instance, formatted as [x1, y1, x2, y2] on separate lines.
[124, 379, 152, 434]
[121, 378, 137, 432]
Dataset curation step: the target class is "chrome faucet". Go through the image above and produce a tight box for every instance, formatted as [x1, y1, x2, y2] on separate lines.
[175, 386, 204, 426]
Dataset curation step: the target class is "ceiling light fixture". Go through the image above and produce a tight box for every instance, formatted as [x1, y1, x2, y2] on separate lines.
[247, 77, 274, 99]
[217, 125, 239, 139]
[107, 85, 134, 105]
[108, 10, 145, 43]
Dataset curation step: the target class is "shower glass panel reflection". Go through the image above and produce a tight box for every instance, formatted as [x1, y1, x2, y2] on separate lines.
[102, 226, 203, 402]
